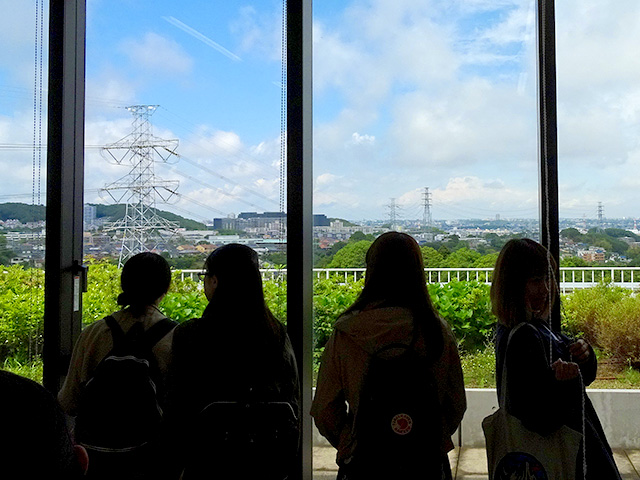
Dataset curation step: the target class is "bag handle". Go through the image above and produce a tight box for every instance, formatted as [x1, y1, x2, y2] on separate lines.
[501, 322, 588, 479]
[499, 322, 533, 407]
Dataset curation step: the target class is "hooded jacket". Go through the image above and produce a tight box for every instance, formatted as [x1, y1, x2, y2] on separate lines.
[311, 306, 466, 464]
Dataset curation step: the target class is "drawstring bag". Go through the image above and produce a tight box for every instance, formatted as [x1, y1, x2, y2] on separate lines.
[482, 322, 582, 480]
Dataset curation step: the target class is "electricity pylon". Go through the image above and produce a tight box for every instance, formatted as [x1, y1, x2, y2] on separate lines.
[422, 187, 432, 232]
[101, 105, 180, 267]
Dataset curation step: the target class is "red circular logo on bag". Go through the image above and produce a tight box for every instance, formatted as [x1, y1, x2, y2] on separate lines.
[391, 413, 413, 435]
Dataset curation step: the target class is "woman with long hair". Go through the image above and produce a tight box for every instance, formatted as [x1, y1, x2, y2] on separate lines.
[311, 232, 466, 479]
[164, 243, 300, 479]
[58, 252, 176, 479]
[491, 238, 621, 479]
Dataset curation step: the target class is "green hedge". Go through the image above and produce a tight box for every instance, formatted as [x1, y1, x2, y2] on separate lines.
[4, 263, 640, 369]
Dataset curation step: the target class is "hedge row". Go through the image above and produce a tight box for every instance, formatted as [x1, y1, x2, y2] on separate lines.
[2, 263, 640, 367]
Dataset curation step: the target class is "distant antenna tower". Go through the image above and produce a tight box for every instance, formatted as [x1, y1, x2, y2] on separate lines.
[597, 201, 604, 230]
[101, 105, 180, 267]
[422, 187, 432, 232]
[387, 198, 401, 230]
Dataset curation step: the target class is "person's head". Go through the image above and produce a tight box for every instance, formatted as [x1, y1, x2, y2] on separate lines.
[490, 238, 558, 327]
[359, 231, 430, 309]
[0, 370, 89, 478]
[201, 243, 263, 303]
[200, 243, 283, 346]
[117, 252, 171, 316]
[345, 233, 442, 354]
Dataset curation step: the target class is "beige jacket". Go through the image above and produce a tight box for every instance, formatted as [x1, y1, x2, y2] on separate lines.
[58, 306, 174, 416]
[310, 306, 466, 464]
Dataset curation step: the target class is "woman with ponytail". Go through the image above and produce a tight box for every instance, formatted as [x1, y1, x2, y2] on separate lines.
[58, 252, 176, 479]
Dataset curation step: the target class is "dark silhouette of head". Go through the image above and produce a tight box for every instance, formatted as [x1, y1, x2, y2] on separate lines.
[203, 243, 263, 307]
[0, 370, 88, 478]
[117, 252, 171, 317]
[490, 238, 559, 328]
[202, 244, 283, 344]
[361, 231, 430, 309]
[344, 232, 442, 356]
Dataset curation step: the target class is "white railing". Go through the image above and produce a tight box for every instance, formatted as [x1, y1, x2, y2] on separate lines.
[177, 266, 640, 291]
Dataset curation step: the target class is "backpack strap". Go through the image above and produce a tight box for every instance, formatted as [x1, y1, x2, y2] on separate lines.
[105, 315, 126, 347]
[142, 318, 177, 351]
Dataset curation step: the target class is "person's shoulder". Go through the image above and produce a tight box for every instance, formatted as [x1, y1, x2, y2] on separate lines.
[78, 315, 113, 342]
[172, 317, 206, 343]
[504, 322, 544, 352]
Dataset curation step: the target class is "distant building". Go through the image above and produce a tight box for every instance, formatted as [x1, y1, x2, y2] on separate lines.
[83, 204, 97, 230]
[579, 247, 605, 263]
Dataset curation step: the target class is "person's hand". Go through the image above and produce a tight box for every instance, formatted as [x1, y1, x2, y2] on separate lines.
[569, 339, 590, 364]
[552, 359, 580, 381]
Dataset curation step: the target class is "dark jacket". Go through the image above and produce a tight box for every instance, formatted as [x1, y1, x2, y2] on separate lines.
[163, 305, 300, 478]
[495, 321, 621, 480]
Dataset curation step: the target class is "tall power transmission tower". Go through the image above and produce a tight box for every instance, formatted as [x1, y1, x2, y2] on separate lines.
[101, 105, 180, 267]
[387, 198, 401, 230]
[422, 187, 432, 232]
[597, 201, 604, 231]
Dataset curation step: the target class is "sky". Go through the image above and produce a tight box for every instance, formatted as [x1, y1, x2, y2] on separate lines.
[1, 0, 640, 223]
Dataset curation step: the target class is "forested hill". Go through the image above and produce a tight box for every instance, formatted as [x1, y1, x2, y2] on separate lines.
[0, 202, 208, 230]
[0, 203, 46, 222]
[92, 204, 208, 230]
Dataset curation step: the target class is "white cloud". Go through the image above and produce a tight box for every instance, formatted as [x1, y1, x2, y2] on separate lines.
[316, 173, 339, 187]
[350, 132, 375, 146]
[230, 5, 282, 61]
[430, 176, 537, 217]
[120, 32, 193, 76]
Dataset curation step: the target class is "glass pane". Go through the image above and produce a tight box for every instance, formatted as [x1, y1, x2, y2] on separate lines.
[312, 1, 539, 471]
[0, 1, 48, 382]
[556, 0, 640, 388]
[84, 1, 286, 324]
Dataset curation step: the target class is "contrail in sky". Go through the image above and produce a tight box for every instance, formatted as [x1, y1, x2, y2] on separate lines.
[163, 16, 242, 62]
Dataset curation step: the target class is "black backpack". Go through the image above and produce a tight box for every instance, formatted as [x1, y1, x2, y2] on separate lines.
[75, 315, 176, 453]
[183, 384, 300, 480]
[351, 327, 443, 478]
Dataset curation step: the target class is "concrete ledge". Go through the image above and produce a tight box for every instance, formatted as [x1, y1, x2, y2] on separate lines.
[312, 388, 640, 449]
[462, 388, 640, 449]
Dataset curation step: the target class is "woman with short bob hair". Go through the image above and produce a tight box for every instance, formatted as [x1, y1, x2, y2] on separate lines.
[491, 238, 621, 479]
[312, 232, 466, 479]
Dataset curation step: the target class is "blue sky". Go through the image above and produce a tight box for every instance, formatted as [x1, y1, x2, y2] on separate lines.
[1, 0, 640, 223]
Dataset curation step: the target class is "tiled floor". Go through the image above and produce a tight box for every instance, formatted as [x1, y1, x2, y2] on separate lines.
[313, 446, 640, 479]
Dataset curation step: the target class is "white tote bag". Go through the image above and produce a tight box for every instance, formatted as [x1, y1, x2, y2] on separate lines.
[482, 323, 582, 480]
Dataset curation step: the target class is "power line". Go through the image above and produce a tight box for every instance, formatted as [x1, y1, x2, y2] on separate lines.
[175, 153, 279, 206]
[157, 163, 269, 212]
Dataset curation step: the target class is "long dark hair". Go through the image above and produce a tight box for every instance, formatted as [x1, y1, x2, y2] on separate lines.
[490, 238, 559, 328]
[117, 252, 171, 317]
[202, 244, 284, 346]
[343, 232, 443, 357]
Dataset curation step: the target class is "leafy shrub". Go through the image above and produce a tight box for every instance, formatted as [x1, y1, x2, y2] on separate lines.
[562, 283, 640, 364]
[313, 277, 363, 350]
[596, 297, 640, 363]
[428, 281, 496, 353]
[561, 283, 631, 344]
[0, 265, 44, 361]
[263, 278, 287, 324]
[82, 262, 120, 326]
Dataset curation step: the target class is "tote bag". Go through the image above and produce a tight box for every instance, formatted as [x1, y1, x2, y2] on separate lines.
[482, 323, 582, 480]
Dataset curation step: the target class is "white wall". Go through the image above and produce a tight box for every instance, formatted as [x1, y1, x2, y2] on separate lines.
[312, 388, 640, 449]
